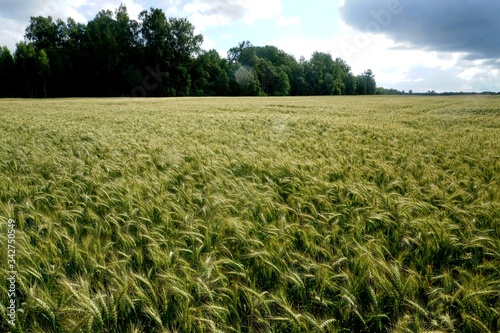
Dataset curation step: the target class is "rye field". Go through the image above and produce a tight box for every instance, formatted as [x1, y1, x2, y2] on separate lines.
[0, 96, 499, 332]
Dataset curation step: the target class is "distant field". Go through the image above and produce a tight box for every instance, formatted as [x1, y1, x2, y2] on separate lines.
[1, 96, 499, 332]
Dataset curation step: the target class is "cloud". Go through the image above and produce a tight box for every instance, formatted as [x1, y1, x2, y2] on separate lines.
[183, 0, 246, 22]
[0, 0, 43, 20]
[270, 29, 500, 93]
[0, 17, 25, 51]
[340, 0, 500, 63]
[181, 0, 282, 29]
[386, 64, 500, 93]
[276, 15, 300, 27]
[0, 0, 90, 22]
[201, 34, 215, 50]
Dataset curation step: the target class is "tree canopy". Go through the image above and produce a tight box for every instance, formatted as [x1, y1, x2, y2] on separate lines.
[0, 5, 376, 98]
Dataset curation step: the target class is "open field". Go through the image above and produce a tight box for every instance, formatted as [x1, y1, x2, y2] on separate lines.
[0, 96, 499, 332]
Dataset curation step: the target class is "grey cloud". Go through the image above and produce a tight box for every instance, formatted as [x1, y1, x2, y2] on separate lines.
[0, 0, 93, 23]
[143, 0, 246, 20]
[340, 0, 500, 62]
[0, 0, 44, 20]
[201, 0, 246, 20]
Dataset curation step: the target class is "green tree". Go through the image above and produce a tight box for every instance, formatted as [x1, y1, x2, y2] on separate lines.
[86, 9, 121, 95]
[139, 8, 169, 63]
[288, 57, 308, 96]
[25, 16, 63, 96]
[166, 17, 203, 96]
[256, 58, 277, 95]
[363, 69, 376, 95]
[356, 74, 367, 95]
[62, 18, 92, 96]
[333, 58, 351, 95]
[226, 41, 294, 96]
[228, 62, 261, 96]
[306, 52, 344, 95]
[191, 49, 229, 96]
[14, 42, 50, 98]
[0, 46, 15, 97]
[239, 46, 259, 68]
[168, 18, 203, 61]
[114, 5, 142, 95]
[273, 66, 290, 96]
[227, 40, 252, 63]
[37, 49, 50, 97]
[5, 5, 378, 97]
[25, 16, 60, 50]
[139, 8, 202, 96]
[84, 5, 142, 96]
[345, 73, 357, 95]
[14, 42, 38, 97]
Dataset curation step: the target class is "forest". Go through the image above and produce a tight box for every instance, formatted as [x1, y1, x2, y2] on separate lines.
[0, 5, 376, 98]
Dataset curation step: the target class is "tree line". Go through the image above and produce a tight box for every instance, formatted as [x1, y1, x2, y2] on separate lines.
[0, 5, 377, 98]
[375, 87, 500, 95]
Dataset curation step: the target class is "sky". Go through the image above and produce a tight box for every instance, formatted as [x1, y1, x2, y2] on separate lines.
[1, 0, 499, 93]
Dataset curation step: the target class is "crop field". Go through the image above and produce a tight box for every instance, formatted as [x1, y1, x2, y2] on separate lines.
[0, 96, 499, 332]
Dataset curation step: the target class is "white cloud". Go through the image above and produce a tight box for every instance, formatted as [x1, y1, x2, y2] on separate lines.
[269, 29, 500, 93]
[276, 15, 300, 27]
[457, 68, 481, 81]
[188, 12, 231, 32]
[180, 0, 282, 30]
[76, 0, 144, 21]
[118, 0, 144, 20]
[340, 0, 500, 63]
[32, 0, 88, 22]
[338, 0, 500, 91]
[201, 34, 215, 50]
[0, 17, 25, 51]
[239, 0, 282, 24]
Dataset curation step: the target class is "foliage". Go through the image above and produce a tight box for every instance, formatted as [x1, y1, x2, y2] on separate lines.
[1, 96, 499, 332]
[0, 46, 15, 97]
[13, 42, 49, 98]
[0, 6, 375, 98]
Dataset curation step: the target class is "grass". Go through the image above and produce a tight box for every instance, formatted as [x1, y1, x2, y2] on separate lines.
[0, 95, 499, 332]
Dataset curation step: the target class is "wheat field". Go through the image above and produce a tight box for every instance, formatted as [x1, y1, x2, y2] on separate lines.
[1, 96, 499, 332]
